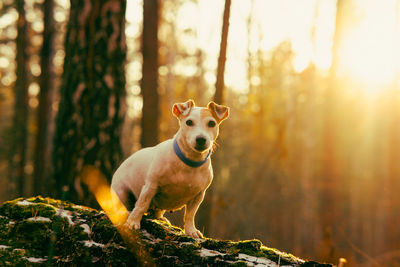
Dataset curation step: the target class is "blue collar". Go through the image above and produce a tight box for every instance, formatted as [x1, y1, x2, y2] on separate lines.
[173, 138, 211, 168]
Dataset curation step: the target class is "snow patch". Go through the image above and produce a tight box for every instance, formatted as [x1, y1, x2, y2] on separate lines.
[112, 244, 127, 250]
[27, 216, 52, 222]
[141, 230, 154, 240]
[57, 208, 75, 225]
[23, 257, 47, 263]
[141, 230, 162, 244]
[16, 200, 33, 206]
[199, 248, 225, 257]
[237, 253, 291, 267]
[81, 240, 105, 248]
[80, 224, 91, 235]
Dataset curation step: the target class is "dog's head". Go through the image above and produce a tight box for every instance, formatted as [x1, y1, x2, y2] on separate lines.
[173, 99, 229, 153]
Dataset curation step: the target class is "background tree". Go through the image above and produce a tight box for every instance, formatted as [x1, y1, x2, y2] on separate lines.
[198, 0, 232, 235]
[383, 0, 400, 253]
[52, 0, 127, 205]
[214, 0, 231, 105]
[9, 0, 29, 197]
[140, 0, 160, 148]
[319, 0, 347, 261]
[33, 0, 55, 196]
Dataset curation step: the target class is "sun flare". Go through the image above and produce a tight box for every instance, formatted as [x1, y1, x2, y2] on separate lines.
[125, 0, 400, 95]
[336, 0, 400, 90]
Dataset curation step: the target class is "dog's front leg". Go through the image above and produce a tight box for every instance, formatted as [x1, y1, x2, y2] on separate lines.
[184, 190, 206, 238]
[126, 181, 157, 230]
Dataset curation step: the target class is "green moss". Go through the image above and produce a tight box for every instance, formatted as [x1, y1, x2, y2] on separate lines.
[0, 197, 332, 266]
[201, 239, 232, 250]
[198, 238, 303, 265]
[141, 216, 185, 240]
[230, 262, 249, 267]
[260, 245, 304, 265]
[232, 239, 267, 258]
[236, 239, 261, 251]
[0, 199, 57, 221]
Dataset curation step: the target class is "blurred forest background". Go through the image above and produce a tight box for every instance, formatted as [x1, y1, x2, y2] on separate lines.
[1, 0, 400, 266]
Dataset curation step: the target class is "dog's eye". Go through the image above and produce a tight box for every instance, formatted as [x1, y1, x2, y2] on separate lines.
[186, 120, 194, 126]
[208, 121, 216, 128]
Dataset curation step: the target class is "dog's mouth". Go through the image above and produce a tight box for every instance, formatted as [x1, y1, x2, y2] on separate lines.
[194, 141, 211, 153]
[194, 136, 210, 152]
[194, 145, 208, 152]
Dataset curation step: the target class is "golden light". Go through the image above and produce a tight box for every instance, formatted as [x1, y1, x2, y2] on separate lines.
[124, 0, 400, 96]
[336, 0, 399, 90]
[80, 166, 152, 265]
[28, 82, 40, 96]
[0, 57, 9, 69]
[80, 166, 128, 225]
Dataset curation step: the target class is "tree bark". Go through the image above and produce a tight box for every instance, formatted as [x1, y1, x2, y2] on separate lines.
[140, 0, 160, 148]
[9, 0, 29, 197]
[319, 0, 346, 262]
[214, 0, 231, 104]
[381, 0, 400, 254]
[199, 0, 232, 236]
[52, 0, 126, 206]
[33, 0, 55, 196]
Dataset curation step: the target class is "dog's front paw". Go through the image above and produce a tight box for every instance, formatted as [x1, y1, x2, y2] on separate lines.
[126, 217, 141, 230]
[185, 228, 203, 239]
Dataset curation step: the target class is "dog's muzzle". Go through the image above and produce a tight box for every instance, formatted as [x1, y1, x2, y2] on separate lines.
[195, 136, 207, 151]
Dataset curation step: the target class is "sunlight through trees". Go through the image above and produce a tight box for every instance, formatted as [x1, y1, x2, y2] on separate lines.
[1, 0, 400, 265]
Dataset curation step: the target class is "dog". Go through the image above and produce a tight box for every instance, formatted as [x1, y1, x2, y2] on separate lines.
[111, 100, 229, 238]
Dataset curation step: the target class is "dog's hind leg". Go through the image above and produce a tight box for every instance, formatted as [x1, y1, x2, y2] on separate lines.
[148, 209, 170, 224]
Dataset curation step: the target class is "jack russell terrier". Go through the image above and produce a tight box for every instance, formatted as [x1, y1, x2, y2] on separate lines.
[111, 100, 229, 238]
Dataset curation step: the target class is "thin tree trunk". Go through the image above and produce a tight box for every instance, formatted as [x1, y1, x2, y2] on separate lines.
[199, 0, 232, 236]
[214, 0, 231, 104]
[52, 0, 126, 206]
[383, 0, 400, 252]
[319, 0, 346, 262]
[195, 50, 206, 103]
[9, 0, 29, 197]
[33, 0, 55, 196]
[246, 0, 254, 96]
[140, 0, 159, 148]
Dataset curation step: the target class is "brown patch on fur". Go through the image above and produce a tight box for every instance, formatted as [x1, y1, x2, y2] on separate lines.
[207, 101, 229, 123]
[172, 100, 195, 118]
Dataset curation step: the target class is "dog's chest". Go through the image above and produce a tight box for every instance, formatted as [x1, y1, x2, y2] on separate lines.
[152, 167, 211, 210]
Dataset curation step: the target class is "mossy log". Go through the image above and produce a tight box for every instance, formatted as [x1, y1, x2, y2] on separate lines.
[0, 197, 332, 266]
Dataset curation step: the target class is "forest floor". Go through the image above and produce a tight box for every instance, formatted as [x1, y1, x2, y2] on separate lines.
[0, 196, 332, 266]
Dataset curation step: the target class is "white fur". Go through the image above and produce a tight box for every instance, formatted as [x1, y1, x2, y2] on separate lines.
[111, 101, 229, 238]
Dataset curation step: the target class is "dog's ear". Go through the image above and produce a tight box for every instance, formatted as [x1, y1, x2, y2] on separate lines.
[172, 99, 195, 118]
[207, 101, 230, 123]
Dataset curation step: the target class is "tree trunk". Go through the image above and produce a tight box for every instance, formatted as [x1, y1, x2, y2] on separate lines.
[33, 0, 55, 196]
[319, 0, 346, 262]
[52, 0, 126, 206]
[199, 0, 232, 236]
[214, 0, 231, 104]
[9, 0, 29, 197]
[140, 0, 159, 148]
[381, 0, 400, 254]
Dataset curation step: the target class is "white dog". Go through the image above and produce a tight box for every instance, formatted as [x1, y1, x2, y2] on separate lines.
[111, 100, 229, 238]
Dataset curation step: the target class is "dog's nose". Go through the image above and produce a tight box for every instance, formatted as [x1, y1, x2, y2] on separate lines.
[195, 137, 207, 147]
